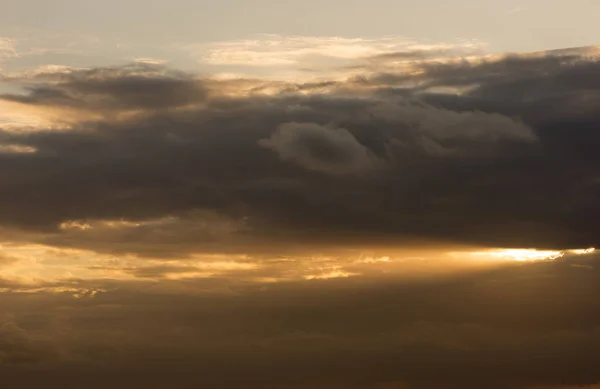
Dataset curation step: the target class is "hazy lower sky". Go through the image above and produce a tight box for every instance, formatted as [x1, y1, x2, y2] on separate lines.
[1, 2, 600, 389]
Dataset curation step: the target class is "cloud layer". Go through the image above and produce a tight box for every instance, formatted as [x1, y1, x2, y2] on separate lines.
[2, 44, 600, 389]
[1, 251, 600, 389]
[1, 47, 600, 255]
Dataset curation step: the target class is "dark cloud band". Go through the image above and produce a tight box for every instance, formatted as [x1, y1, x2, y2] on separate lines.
[0, 49, 599, 256]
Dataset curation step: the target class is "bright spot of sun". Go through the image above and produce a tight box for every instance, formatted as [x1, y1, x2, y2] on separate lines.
[569, 248, 596, 255]
[463, 247, 596, 262]
[471, 249, 564, 261]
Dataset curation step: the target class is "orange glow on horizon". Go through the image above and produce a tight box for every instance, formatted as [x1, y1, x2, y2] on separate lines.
[459, 247, 596, 262]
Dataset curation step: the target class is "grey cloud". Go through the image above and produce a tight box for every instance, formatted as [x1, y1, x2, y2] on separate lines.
[0, 47, 599, 255]
[364, 46, 485, 64]
[259, 122, 381, 175]
[1, 63, 206, 112]
[2, 45, 600, 389]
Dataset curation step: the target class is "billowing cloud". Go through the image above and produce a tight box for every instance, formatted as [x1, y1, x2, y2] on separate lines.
[0, 48, 599, 256]
[260, 122, 382, 175]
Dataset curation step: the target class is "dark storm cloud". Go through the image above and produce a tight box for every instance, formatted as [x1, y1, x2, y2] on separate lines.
[1, 253, 600, 388]
[1, 46, 600, 254]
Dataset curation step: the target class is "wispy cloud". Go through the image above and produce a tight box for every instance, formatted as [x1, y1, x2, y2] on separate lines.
[180, 34, 486, 69]
[0, 38, 17, 59]
[134, 57, 167, 65]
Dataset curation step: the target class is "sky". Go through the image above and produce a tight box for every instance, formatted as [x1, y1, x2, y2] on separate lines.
[1, 2, 600, 389]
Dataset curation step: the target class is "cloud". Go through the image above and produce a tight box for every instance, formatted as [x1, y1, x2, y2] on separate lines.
[1, 43, 600, 389]
[191, 35, 485, 67]
[0, 47, 599, 256]
[0, 144, 36, 154]
[0, 320, 59, 365]
[259, 122, 382, 175]
[0, 254, 18, 268]
[0, 253, 600, 388]
[2, 63, 206, 112]
[176, 35, 487, 82]
[134, 58, 167, 65]
[0, 37, 17, 60]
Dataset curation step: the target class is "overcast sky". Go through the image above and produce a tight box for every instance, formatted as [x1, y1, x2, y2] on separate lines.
[2, 0, 600, 47]
[1, 2, 600, 389]
[2, 0, 600, 74]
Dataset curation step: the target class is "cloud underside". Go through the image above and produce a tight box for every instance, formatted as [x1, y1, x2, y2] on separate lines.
[1, 47, 599, 256]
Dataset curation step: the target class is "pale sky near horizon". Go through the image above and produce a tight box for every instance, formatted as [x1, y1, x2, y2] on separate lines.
[2, 0, 600, 75]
